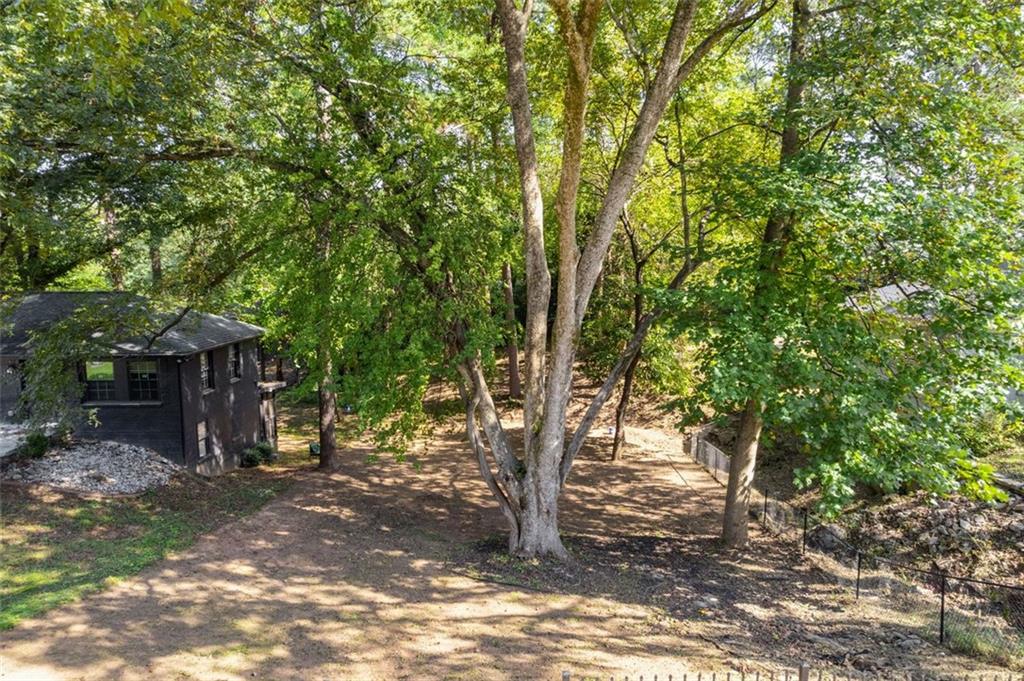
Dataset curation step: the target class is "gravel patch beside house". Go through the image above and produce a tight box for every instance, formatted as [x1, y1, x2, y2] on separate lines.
[0, 423, 28, 460]
[2, 441, 182, 495]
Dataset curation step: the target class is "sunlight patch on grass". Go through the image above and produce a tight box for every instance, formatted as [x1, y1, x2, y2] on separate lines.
[946, 618, 1024, 670]
[0, 434, 305, 630]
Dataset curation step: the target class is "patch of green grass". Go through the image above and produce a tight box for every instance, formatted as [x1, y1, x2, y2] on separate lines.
[945, 617, 1024, 670]
[988, 445, 1024, 479]
[0, 469, 292, 630]
[966, 410, 1024, 479]
[276, 385, 319, 407]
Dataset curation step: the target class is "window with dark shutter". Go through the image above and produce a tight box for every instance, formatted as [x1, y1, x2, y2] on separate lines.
[84, 361, 116, 402]
[128, 360, 160, 401]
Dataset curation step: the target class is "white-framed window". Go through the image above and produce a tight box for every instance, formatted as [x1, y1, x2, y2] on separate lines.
[197, 419, 210, 458]
[228, 343, 242, 380]
[199, 351, 214, 391]
[84, 360, 116, 401]
[128, 360, 160, 401]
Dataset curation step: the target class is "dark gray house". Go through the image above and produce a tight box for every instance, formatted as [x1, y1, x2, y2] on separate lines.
[1, 292, 280, 475]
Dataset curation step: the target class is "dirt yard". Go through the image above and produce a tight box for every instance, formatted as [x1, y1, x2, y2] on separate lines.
[0, 400, 1016, 680]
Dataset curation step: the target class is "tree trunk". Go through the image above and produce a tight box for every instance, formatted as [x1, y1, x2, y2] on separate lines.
[613, 220, 645, 462]
[102, 203, 124, 290]
[720, 0, 810, 548]
[502, 262, 522, 399]
[611, 348, 640, 461]
[309, 4, 340, 472]
[490, 0, 771, 559]
[318, 357, 339, 470]
[149, 228, 162, 285]
[495, 0, 551, 466]
[514, 479, 567, 557]
[722, 399, 763, 547]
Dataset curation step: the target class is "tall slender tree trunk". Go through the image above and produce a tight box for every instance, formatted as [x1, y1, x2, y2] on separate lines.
[102, 203, 124, 290]
[315, 213, 339, 471]
[612, 236, 644, 461]
[611, 349, 640, 460]
[502, 262, 522, 399]
[149, 228, 163, 286]
[721, 0, 810, 548]
[318, 353, 339, 470]
[312, 14, 340, 471]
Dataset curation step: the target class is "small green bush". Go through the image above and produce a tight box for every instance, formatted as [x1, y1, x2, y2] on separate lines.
[253, 441, 276, 464]
[239, 449, 261, 468]
[240, 441, 277, 468]
[23, 432, 48, 459]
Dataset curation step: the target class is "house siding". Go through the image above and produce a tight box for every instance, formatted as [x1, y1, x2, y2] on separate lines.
[2, 340, 263, 474]
[80, 357, 185, 465]
[180, 339, 261, 475]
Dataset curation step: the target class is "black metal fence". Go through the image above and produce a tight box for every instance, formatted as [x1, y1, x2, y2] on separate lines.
[686, 431, 1024, 668]
[561, 670, 1024, 681]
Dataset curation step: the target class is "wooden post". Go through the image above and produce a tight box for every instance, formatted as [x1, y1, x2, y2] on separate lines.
[763, 490, 769, 524]
[798, 664, 810, 681]
[562, 672, 570, 681]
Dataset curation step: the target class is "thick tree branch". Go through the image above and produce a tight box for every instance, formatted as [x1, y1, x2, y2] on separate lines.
[495, 0, 551, 463]
[560, 255, 705, 485]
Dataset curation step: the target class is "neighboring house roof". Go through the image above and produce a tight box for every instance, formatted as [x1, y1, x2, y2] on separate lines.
[845, 282, 929, 315]
[0, 292, 264, 358]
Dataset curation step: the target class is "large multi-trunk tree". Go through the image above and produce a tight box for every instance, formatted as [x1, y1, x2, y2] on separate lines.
[457, 0, 773, 557]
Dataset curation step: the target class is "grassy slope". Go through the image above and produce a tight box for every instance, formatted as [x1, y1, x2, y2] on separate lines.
[0, 408, 314, 630]
[985, 444, 1024, 479]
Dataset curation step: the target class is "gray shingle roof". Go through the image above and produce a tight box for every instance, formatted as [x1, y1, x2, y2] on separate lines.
[0, 292, 264, 357]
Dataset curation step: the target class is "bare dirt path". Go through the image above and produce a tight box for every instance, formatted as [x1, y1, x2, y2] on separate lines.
[0, 420, 1010, 680]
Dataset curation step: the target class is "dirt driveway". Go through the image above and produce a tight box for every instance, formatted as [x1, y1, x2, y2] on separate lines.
[0, 423, 1009, 680]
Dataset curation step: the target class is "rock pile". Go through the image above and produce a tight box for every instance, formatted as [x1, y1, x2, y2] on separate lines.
[845, 490, 1024, 583]
[2, 440, 181, 495]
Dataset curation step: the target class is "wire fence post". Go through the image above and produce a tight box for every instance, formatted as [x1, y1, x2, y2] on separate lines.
[939, 572, 947, 644]
[763, 489, 769, 525]
[855, 552, 861, 599]
[801, 508, 808, 555]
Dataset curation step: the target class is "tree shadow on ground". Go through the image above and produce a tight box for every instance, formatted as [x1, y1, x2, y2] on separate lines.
[0, 421, 1010, 680]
